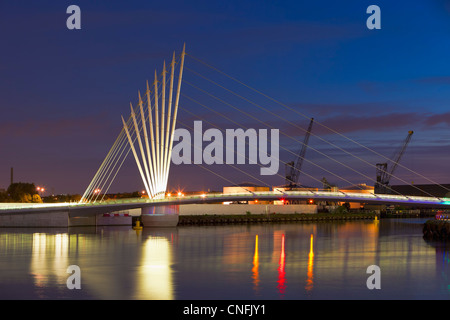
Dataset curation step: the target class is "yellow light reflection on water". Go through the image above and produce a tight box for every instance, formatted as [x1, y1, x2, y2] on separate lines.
[136, 236, 174, 300]
[31, 233, 70, 292]
[252, 235, 259, 294]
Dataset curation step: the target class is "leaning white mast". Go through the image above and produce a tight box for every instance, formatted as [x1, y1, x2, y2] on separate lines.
[81, 44, 186, 202]
[153, 70, 161, 195]
[160, 62, 167, 198]
[121, 116, 151, 197]
[162, 52, 176, 190]
[116, 45, 185, 200]
[164, 44, 185, 188]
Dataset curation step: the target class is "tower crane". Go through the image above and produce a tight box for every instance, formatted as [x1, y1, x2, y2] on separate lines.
[375, 130, 414, 194]
[285, 118, 314, 188]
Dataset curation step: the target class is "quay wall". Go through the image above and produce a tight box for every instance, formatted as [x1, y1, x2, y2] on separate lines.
[178, 204, 317, 216]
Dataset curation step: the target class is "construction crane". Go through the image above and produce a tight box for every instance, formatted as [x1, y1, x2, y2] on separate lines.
[285, 118, 314, 188]
[375, 130, 414, 194]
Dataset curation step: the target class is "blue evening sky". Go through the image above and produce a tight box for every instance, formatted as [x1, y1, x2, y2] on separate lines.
[1, 0, 450, 194]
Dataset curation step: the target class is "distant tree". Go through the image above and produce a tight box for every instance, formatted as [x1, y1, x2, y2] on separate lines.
[7, 183, 37, 202]
[42, 194, 81, 203]
[20, 193, 32, 203]
[32, 194, 43, 203]
[131, 191, 140, 198]
[333, 204, 349, 214]
[70, 194, 82, 202]
[0, 191, 11, 202]
[42, 196, 58, 203]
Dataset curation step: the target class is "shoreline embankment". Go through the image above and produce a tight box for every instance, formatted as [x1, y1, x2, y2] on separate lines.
[423, 219, 450, 240]
[177, 212, 378, 225]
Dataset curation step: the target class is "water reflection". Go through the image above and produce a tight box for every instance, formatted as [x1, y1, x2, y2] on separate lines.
[137, 234, 174, 300]
[252, 235, 259, 295]
[277, 234, 286, 298]
[1, 219, 449, 299]
[423, 239, 450, 295]
[31, 232, 70, 296]
[305, 234, 314, 294]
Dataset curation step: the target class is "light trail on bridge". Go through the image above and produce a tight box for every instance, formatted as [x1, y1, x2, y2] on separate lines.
[1, 190, 450, 215]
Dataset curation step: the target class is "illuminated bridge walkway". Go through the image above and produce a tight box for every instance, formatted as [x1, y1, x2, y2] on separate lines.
[1, 190, 449, 216]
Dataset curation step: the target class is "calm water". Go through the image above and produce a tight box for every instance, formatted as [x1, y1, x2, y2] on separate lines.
[0, 218, 449, 300]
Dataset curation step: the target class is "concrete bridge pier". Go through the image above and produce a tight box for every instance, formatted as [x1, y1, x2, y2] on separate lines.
[141, 205, 179, 227]
[0, 210, 70, 227]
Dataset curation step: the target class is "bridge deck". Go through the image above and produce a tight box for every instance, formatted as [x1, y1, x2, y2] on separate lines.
[0, 191, 449, 215]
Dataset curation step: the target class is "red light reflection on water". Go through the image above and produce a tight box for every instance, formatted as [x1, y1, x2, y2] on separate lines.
[277, 234, 286, 297]
[305, 234, 314, 293]
[252, 232, 315, 297]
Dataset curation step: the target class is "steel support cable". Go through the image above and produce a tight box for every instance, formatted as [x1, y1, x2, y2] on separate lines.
[175, 118, 274, 193]
[177, 115, 362, 201]
[100, 140, 132, 202]
[97, 118, 146, 202]
[186, 54, 450, 194]
[183, 68, 440, 199]
[92, 110, 149, 202]
[95, 78, 166, 201]
[174, 117, 312, 196]
[83, 94, 147, 202]
[87, 119, 133, 202]
[82, 121, 131, 201]
[96, 113, 148, 202]
[83, 121, 130, 202]
[90, 106, 153, 203]
[83, 103, 149, 202]
[187, 161, 257, 197]
[80, 130, 123, 202]
[181, 95, 361, 194]
[182, 80, 419, 199]
[177, 114, 342, 196]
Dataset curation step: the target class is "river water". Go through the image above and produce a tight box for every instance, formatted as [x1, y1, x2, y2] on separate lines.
[0, 218, 449, 300]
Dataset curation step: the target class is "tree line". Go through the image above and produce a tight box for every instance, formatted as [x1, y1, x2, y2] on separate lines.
[0, 182, 43, 203]
[0, 182, 143, 203]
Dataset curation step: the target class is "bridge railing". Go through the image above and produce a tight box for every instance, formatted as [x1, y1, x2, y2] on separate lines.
[82, 190, 449, 205]
[3, 190, 449, 212]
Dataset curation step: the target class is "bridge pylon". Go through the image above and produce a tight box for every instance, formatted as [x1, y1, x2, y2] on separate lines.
[80, 45, 185, 203]
[123, 45, 186, 199]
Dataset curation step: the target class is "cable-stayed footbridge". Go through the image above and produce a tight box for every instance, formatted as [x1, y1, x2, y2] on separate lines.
[1, 44, 450, 227]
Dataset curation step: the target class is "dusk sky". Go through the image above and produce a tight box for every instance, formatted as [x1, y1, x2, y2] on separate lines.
[1, 1, 450, 195]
